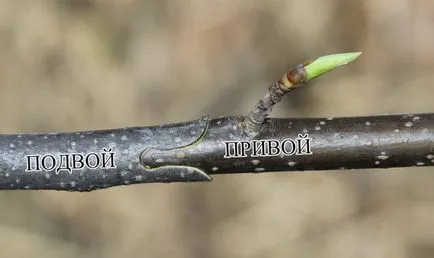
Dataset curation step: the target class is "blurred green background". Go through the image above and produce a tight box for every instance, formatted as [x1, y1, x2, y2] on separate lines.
[1, 0, 434, 257]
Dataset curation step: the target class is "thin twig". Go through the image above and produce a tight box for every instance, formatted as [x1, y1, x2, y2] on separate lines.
[243, 52, 361, 136]
[243, 64, 306, 136]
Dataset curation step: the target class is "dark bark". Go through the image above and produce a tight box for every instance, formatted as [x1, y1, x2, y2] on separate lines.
[0, 113, 433, 191]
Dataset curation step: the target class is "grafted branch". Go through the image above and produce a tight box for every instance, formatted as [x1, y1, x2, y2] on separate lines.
[1, 52, 431, 192]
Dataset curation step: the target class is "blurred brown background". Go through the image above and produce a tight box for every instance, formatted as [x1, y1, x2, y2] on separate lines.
[1, 0, 434, 257]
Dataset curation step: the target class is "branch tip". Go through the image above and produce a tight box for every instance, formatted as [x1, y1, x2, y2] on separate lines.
[304, 52, 362, 81]
[243, 51, 362, 136]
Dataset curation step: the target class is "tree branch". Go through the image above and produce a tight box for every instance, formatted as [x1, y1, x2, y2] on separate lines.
[1, 52, 431, 192]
